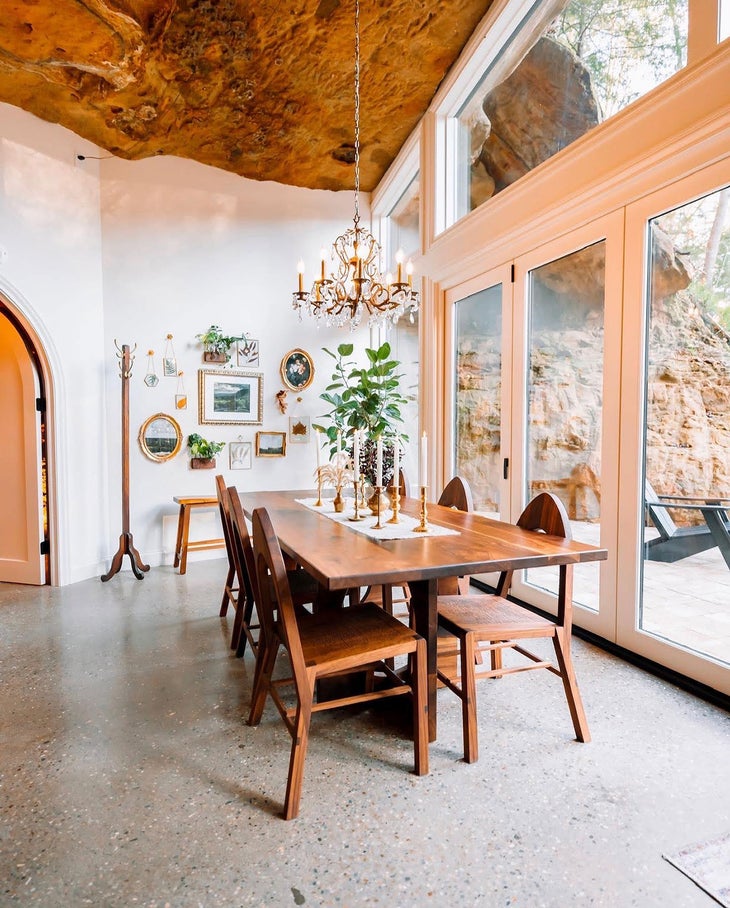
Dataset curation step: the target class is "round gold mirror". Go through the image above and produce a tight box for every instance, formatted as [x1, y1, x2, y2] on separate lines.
[138, 413, 182, 463]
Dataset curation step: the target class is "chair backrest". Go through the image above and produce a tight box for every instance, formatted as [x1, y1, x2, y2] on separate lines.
[438, 476, 474, 512]
[226, 486, 256, 607]
[251, 507, 307, 688]
[644, 480, 677, 539]
[215, 474, 236, 566]
[496, 492, 574, 626]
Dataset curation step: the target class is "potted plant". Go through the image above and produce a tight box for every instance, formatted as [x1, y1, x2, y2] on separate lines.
[314, 341, 409, 488]
[196, 325, 246, 363]
[187, 433, 225, 469]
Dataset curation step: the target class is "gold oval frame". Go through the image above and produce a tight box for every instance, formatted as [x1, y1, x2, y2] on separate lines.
[280, 348, 314, 391]
[138, 413, 183, 463]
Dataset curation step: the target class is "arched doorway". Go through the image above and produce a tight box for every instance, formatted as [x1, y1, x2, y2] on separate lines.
[0, 298, 51, 585]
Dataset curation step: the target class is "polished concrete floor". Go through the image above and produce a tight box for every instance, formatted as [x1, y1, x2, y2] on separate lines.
[2, 560, 729, 907]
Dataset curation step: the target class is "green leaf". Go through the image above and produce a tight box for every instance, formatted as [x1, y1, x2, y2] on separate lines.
[337, 342, 354, 357]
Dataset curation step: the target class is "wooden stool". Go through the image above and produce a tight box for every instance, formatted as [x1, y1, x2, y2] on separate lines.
[173, 496, 225, 574]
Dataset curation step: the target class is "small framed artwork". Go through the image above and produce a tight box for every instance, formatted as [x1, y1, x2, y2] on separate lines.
[229, 441, 253, 470]
[163, 356, 178, 377]
[198, 369, 263, 425]
[255, 431, 287, 457]
[288, 415, 311, 444]
[237, 338, 260, 368]
[280, 348, 314, 391]
[175, 394, 188, 411]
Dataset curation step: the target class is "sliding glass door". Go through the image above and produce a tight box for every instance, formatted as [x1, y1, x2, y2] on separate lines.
[620, 165, 730, 694]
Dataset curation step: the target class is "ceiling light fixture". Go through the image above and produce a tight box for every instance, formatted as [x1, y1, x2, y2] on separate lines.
[292, 0, 420, 328]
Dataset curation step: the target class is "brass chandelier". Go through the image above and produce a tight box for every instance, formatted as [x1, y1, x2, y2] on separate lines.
[292, 0, 420, 328]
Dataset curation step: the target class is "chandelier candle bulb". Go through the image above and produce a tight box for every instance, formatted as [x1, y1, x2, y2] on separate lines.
[407, 260, 413, 287]
[297, 260, 305, 293]
[396, 249, 404, 284]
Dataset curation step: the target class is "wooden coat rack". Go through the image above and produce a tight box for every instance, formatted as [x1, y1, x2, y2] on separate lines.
[101, 342, 150, 581]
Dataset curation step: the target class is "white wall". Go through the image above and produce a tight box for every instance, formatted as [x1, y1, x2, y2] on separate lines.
[1, 103, 373, 581]
[0, 104, 107, 584]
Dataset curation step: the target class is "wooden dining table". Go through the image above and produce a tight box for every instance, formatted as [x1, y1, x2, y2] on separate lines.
[237, 488, 608, 741]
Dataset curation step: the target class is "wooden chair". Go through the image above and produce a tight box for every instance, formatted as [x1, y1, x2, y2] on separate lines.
[644, 480, 730, 566]
[247, 506, 429, 820]
[437, 492, 590, 763]
[215, 474, 240, 651]
[227, 488, 320, 659]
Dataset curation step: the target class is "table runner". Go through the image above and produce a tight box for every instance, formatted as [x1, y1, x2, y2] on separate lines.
[295, 498, 460, 540]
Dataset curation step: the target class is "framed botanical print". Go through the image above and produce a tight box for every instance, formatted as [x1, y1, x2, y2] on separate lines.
[288, 415, 311, 444]
[237, 338, 260, 367]
[255, 431, 286, 457]
[280, 348, 314, 391]
[198, 369, 263, 425]
[229, 441, 253, 470]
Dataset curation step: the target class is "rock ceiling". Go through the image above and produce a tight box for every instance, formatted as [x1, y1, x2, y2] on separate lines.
[0, 0, 493, 192]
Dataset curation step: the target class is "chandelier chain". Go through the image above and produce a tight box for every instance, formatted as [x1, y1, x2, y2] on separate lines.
[353, 0, 361, 225]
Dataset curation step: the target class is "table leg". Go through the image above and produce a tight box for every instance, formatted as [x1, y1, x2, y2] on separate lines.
[173, 504, 185, 569]
[408, 577, 438, 742]
[702, 507, 730, 569]
[179, 505, 192, 575]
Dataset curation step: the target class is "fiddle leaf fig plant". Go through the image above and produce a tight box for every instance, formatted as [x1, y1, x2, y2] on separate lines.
[314, 341, 409, 483]
[187, 433, 225, 460]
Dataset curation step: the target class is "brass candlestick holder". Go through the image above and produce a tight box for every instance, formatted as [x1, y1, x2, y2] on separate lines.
[348, 479, 366, 521]
[358, 476, 367, 509]
[314, 474, 323, 507]
[387, 484, 400, 524]
[413, 485, 429, 533]
[372, 485, 385, 530]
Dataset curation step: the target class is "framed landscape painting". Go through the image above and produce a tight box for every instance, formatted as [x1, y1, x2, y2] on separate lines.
[198, 369, 263, 425]
[255, 431, 286, 457]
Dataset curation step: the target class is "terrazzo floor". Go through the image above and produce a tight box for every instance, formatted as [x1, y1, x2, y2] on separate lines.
[2, 560, 729, 907]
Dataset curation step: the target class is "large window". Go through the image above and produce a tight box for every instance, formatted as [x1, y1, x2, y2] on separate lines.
[451, 0, 688, 222]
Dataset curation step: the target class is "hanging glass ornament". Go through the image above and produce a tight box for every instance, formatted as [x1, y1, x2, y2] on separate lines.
[143, 350, 159, 388]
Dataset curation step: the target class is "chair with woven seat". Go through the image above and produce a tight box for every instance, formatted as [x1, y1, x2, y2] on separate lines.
[226, 486, 319, 659]
[247, 506, 429, 820]
[437, 491, 590, 763]
[215, 474, 241, 651]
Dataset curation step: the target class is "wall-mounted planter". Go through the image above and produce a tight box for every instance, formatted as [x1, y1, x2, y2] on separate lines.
[191, 457, 216, 469]
[203, 351, 228, 363]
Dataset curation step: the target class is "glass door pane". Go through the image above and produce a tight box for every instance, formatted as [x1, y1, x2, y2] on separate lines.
[524, 241, 605, 612]
[641, 187, 730, 665]
[454, 284, 504, 517]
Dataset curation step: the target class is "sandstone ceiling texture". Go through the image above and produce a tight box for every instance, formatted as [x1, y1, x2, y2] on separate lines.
[0, 0, 493, 192]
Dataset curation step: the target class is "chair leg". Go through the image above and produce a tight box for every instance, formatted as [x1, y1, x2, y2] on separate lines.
[552, 631, 591, 743]
[411, 638, 429, 776]
[283, 679, 315, 821]
[219, 566, 235, 616]
[460, 632, 479, 763]
[235, 597, 257, 658]
[230, 590, 246, 652]
[247, 636, 278, 726]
